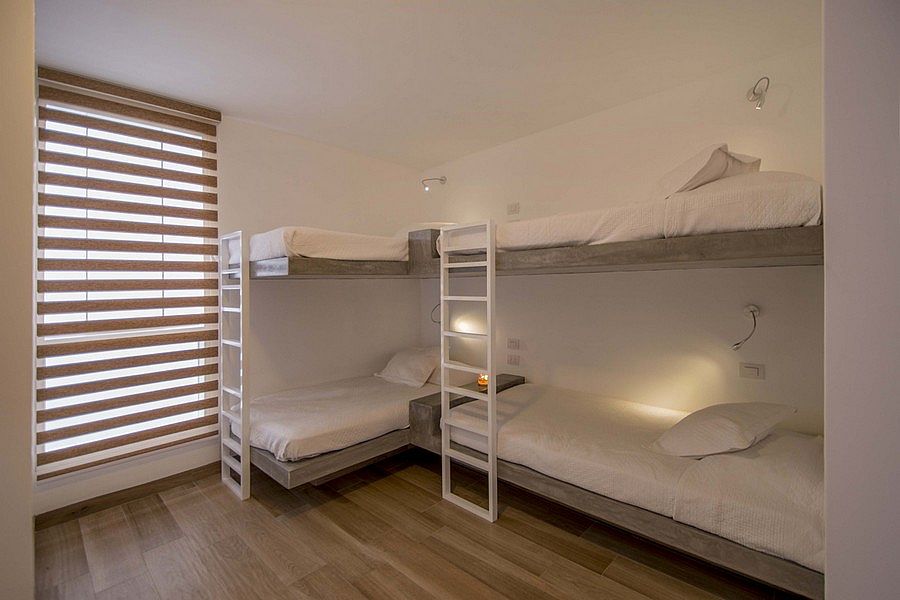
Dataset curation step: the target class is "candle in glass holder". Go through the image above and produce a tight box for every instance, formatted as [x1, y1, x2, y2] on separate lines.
[477, 373, 489, 387]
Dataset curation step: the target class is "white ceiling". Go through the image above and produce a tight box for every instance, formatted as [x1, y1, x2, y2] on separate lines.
[36, 1, 820, 169]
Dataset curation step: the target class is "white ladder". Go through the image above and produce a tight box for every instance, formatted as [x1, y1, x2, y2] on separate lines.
[219, 231, 250, 500]
[439, 221, 497, 521]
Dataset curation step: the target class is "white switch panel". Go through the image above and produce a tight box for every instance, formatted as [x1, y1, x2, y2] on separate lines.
[507, 202, 520, 216]
[507, 354, 520, 366]
[507, 338, 520, 351]
[740, 363, 766, 379]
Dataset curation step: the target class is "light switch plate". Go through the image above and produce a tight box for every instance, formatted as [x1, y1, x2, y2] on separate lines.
[507, 354, 520, 366]
[740, 363, 766, 379]
[507, 202, 520, 216]
[507, 338, 520, 350]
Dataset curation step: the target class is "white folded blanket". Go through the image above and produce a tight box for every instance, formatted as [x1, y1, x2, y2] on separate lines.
[228, 226, 408, 264]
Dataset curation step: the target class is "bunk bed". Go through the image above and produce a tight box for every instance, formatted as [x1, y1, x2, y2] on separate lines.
[218, 168, 825, 598]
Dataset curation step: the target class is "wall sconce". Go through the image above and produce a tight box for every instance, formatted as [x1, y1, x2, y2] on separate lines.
[731, 304, 760, 351]
[746, 77, 770, 110]
[421, 176, 446, 192]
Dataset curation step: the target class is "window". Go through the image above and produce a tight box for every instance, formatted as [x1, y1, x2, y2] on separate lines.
[35, 68, 221, 480]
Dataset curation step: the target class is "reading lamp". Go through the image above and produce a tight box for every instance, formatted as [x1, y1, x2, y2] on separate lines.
[421, 176, 446, 192]
[747, 77, 770, 110]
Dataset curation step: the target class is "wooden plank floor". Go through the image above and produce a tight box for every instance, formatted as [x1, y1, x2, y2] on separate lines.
[35, 449, 806, 599]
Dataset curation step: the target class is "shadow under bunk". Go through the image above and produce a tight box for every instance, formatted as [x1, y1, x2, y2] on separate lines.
[248, 225, 823, 280]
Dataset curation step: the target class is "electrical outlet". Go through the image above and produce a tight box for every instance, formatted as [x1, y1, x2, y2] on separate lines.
[507, 338, 520, 351]
[507, 202, 520, 216]
[740, 363, 766, 379]
[507, 354, 520, 366]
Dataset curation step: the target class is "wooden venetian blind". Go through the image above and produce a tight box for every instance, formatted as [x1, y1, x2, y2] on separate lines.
[35, 68, 221, 480]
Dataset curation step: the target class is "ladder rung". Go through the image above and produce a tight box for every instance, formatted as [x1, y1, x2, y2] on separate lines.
[446, 447, 489, 471]
[442, 223, 488, 233]
[443, 245, 487, 254]
[445, 385, 488, 401]
[221, 284, 241, 290]
[222, 408, 241, 423]
[222, 453, 242, 474]
[221, 268, 241, 275]
[222, 474, 242, 497]
[442, 361, 486, 374]
[442, 330, 486, 340]
[444, 261, 487, 269]
[222, 307, 241, 313]
[443, 414, 488, 436]
[222, 338, 241, 348]
[443, 491, 492, 520]
[222, 435, 242, 455]
[442, 295, 487, 302]
[222, 385, 241, 399]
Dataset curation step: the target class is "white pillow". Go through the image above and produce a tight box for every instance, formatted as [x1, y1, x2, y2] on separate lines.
[653, 144, 761, 199]
[650, 402, 796, 458]
[376, 347, 440, 387]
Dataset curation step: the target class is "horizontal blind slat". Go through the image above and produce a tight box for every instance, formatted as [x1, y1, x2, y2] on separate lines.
[39, 128, 217, 170]
[37, 381, 218, 421]
[37, 313, 218, 337]
[38, 236, 218, 256]
[38, 67, 221, 122]
[39, 193, 218, 222]
[37, 330, 218, 359]
[38, 258, 219, 273]
[40, 86, 216, 136]
[38, 172, 218, 204]
[37, 363, 218, 402]
[36, 414, 219, 465]
[38, 214, 218, 238]
[38, 296, 218, 315]
[37, 397, 219, 444]
[36, 430, 218, 480]
[38, 279, 217, 294]
[39, 107, 217, 153]
[37, 346, 219, 379]
[39, 151, 217, 187]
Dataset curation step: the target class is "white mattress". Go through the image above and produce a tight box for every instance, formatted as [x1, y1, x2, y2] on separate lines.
[674, 430, 824, 572]
[228, 226, 409, 264]
[236, 375, 439, 461]
[470, 171, 822, 252]
[449, 383, 824, 572]
[449, 384, 692, 516]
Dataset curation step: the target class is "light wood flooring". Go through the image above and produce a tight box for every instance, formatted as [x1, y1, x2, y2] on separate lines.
[35, 449, 804, 600]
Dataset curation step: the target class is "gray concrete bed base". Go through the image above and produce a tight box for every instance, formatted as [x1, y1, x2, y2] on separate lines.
[250, 226, 823, 279]
[249, 429, 411, 489]
[408, 390, 824, 600]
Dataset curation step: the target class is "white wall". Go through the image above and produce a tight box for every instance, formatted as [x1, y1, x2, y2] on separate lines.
[421, 44, 821, 222]
[419, 43, 825, 434]
[0, 0, 36, 596]
[823, 0, 900, 595]
[218, 117, 429, 398]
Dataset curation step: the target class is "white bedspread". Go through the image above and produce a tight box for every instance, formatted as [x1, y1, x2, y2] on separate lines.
[674, 430, 825, 572]
[450, 383, 824, 572]
[455, 171, 821, 253]
[237, 376, 439, 461]
[228, 226, 409, 264]
[450, 384, 692, 516]
[663, 171, 822, 238]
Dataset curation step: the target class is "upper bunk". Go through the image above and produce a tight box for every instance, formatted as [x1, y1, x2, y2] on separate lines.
[247, 225, 823, 279]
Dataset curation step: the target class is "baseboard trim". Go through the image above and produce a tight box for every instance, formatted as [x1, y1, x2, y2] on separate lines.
[34, 461, 220, 530]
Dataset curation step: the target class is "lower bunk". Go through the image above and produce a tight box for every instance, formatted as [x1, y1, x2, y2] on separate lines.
[415, 383, 824, 600]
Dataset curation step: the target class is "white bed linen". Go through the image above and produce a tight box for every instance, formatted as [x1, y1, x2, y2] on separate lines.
[444, 171, 821, 253]
[496, 200, 667, 251]
[450, 383, 824, 572]
[236, 376, 438, 461]
[663, 171, 822, 238]
[674, 430, 825, 572]
[228, 226, 409, 264]
[449, 384, 692, 515]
